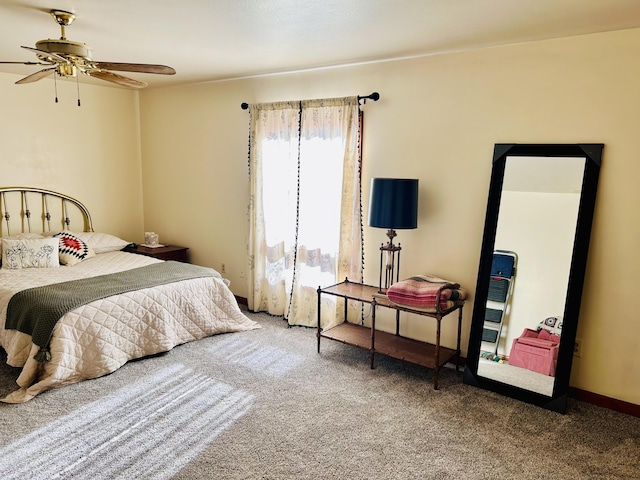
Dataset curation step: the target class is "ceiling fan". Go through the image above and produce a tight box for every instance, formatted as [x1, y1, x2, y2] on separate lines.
[0, 9, 175, 88]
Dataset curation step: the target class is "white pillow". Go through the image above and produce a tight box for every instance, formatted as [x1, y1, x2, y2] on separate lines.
[1, 237, 59, 269]
[70, 231, 130, 254]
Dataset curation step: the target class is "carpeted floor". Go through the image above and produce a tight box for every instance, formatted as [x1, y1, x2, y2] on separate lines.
[0, 309, 639, 480]
[477, 357, 555, 395]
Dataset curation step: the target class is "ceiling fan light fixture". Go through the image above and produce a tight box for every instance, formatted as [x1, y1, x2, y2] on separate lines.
[57, 63, 76, 78]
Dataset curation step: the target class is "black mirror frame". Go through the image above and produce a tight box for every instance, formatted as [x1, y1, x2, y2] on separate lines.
[463, 143, 603, 413]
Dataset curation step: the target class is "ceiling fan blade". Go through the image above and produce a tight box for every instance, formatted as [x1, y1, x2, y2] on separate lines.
[15, 67, 56, 84]
[21, 46, 69, 64]
[92, 62, 175, 75]
[0, 61, 53, 66]
[89, 70, 148, 88]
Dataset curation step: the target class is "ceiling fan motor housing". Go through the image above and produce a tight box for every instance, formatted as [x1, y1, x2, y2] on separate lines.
[35, 39, 92, 62]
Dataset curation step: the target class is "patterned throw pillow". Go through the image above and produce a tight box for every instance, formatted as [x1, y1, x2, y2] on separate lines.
[537, 316, 563, 336]
[1, 238, 60, 269]
[53, 231, 96, 266]
[0, 233, 45, 267]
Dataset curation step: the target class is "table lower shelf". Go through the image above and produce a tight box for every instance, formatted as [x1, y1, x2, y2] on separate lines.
[319, 322, 458, 370]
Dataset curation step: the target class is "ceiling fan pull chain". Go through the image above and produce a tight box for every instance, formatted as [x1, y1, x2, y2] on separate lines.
[76, 75, 81, 107]
[54, 71, 58, 103]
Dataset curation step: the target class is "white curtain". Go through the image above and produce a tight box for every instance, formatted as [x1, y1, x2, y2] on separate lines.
[247, 97, 363, 327]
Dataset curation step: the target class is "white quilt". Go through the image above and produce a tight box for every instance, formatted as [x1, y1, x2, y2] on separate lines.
[0, 252, 259, 403]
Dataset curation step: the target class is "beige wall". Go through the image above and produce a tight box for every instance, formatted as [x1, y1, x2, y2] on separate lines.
[1, 27, 638, 405]
[139, 28, 640, 405]
[0, 73, 144, 239]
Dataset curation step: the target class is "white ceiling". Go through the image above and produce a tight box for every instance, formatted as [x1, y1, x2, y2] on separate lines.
[1, 0, 640, 89]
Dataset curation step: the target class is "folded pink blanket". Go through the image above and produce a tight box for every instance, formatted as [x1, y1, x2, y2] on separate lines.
[386, 274, 467, 313]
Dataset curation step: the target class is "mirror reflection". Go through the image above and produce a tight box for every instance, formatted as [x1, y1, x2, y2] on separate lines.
[476, 156, 586, 396]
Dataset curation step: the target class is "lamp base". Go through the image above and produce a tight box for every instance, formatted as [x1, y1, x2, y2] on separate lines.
[379, 229, 402, 292]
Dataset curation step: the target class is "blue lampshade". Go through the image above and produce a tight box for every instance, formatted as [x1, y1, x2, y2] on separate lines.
[368, 178, 419, 229]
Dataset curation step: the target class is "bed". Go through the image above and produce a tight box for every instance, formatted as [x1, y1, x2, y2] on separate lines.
[0, 187, 259, 403]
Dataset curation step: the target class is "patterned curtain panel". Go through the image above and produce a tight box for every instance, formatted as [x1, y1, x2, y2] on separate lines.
[247, 97, 363, 327]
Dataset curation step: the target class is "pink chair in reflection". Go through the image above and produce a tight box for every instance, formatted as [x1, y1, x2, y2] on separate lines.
[508, 327, 560, 376]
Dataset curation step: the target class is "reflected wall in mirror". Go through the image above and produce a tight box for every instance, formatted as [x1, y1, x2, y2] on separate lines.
[464, 144, 603, 413]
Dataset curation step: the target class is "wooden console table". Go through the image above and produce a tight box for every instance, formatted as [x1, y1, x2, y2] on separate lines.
[317, 279, 463, 389]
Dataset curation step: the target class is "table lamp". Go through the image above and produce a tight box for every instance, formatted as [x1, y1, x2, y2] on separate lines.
[368, 178, 419, 291]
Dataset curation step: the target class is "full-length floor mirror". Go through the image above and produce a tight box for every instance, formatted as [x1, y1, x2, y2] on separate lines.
[463, 144, 602, 413]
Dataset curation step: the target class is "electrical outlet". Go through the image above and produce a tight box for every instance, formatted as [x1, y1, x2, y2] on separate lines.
[574, 338, 583, 357]
[221, 263, 226, 274]
[239, 270, 245, 279]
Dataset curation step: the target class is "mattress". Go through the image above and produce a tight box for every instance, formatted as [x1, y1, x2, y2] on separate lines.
[0, 251, 259, 403]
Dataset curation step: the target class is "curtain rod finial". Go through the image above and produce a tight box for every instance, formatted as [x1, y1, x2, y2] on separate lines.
[358, 92, 380, 104]
[241, 102, 249, 110]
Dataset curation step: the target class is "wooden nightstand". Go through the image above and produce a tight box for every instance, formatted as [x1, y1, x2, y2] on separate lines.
[122, 244, 189, 263]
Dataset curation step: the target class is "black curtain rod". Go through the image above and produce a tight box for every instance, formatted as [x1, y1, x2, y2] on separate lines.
[240, 92, 380, 110]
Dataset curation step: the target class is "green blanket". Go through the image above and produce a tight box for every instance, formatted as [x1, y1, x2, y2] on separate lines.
[5, 261, 220, 362]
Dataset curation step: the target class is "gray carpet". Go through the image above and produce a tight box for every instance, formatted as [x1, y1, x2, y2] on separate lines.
[0, 309, 638, 480]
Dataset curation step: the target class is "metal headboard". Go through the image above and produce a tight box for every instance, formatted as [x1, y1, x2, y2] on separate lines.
[0, 187, 94, 236]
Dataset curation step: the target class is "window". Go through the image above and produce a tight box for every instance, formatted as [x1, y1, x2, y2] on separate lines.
[247, 97, 363, 327]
